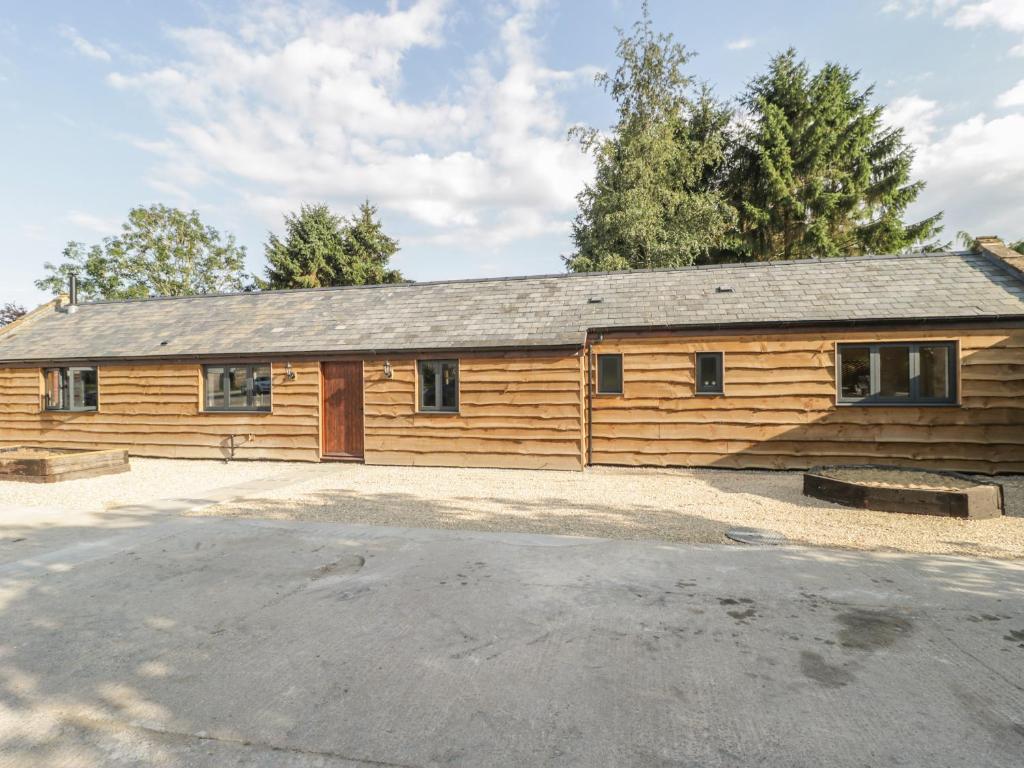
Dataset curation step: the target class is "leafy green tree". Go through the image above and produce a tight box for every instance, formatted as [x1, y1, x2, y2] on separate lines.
[566, 3, 735, 272]
[0, 302, 26, 327]
[725, 49, 942, 261]
[36, 205, 248, 299]
[263, 201, 402, 289]
[35, 242, 120, 302]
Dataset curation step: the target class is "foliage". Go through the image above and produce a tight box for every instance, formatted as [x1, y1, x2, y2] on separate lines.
[36, 205, 248, 300]
[565, 2, 735, 272]
[0, 302, 26, 327]
[263, 201, 402, 289]
[723, 49, 942, 261]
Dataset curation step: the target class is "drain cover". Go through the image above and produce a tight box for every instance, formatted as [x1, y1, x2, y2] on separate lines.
[726, 527, 788, 546]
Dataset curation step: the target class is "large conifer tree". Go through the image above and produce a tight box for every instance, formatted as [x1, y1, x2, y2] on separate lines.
[726, 49, 942, 261]
[264, 202, 402, 289]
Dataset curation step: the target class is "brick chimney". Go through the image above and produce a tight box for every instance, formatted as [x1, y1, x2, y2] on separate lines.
[975, 236, 1024, 281]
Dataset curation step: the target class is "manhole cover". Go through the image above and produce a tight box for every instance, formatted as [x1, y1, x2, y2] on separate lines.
[726, 528, 788, 546]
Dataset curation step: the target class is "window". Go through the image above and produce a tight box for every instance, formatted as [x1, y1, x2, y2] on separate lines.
[203, 364, 272, 411]
[44, 367, 98, 411]
[695, 352, 724, 395]
[596, 354, 623, 395]
[837, 343, 957, 405]
[418, 360, 458, 412]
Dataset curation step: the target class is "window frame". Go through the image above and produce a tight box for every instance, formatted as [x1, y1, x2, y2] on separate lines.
[43, 366, 99, 412]
[695, 352, 725, 396]
[417, 359, 459, 413]
[836, 341, 958, 406]
[202, 363, 273, 413]
[595, 353, 624, 396]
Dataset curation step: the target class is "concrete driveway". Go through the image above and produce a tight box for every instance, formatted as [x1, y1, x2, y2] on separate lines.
[1, 502, 1022, 767]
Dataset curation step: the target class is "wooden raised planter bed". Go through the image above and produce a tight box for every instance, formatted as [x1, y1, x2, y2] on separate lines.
[0, 447, 130, 483]
[804, 465, 1003, 520]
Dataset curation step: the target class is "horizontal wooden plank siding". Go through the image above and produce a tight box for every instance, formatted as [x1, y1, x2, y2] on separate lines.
[590, 327, 1024, 474]
[363, 351, 585, 471]
[0, 361, 320, 461]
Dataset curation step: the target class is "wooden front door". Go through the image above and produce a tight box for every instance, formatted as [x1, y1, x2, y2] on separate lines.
[321, 362, 364, 459]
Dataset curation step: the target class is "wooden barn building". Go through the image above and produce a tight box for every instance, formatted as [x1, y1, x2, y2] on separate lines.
[2, 238, 1023, 473]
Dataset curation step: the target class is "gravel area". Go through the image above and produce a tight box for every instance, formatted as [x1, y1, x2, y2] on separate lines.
[0, 457, 310, 512]
[194, 463, 1024, 560]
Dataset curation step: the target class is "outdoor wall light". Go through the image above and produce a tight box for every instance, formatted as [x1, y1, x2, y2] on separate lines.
[383, 360, 393, 379]
[285, 362, 296, 381]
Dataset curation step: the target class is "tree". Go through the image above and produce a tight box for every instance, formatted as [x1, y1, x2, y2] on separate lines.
[0, 302, 26, 327]
[36, 205, 248, 300]
[565, 2, 735, 272]
[725, 49, 942, 261]
[263, 201, 402, 289]
[340, 202, 402, 285]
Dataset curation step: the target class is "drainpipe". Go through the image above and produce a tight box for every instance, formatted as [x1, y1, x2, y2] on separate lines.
[585, 341, 594, 467]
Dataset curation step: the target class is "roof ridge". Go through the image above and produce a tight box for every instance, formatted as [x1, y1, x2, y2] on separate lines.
[76, 250, 972, 307]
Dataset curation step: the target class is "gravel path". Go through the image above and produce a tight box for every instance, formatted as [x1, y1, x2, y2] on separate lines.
[194, 463, 1024, 560]
[0, 457, 311, 513]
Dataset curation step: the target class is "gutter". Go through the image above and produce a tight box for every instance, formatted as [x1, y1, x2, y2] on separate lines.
[0, 341, 588, 368]
[586, 314, 1024, 337]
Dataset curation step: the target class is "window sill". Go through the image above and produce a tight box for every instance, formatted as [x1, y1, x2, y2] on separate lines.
[416, 410, 460, 415]
[43, 408, 98, 414]
[835, 401, 960, 408]
[694, 391, 724, 397]
[201, 409, 273, 415]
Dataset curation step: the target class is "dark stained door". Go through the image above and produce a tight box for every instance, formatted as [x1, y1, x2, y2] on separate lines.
[322, 362, 364, 459]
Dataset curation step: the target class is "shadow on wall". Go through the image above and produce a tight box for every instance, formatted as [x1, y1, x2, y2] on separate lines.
[710, 329, 1024, 475]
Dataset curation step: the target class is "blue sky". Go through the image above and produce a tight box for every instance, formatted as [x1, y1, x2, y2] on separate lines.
[2, 0, 1023, 308]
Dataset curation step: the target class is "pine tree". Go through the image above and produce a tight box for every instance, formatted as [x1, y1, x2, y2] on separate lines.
[566, 3, 735, 272]
[263, 202, 402, 289]
[340, 202, 402, 285]
[726, 49, 942, 261]
[264, 204, 347, 289]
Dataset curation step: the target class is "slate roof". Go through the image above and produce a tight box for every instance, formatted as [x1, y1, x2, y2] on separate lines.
[2, 250, 1024, 363]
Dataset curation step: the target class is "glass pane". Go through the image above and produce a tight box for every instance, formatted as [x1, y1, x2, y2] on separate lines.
[44, 368, 66, 410]
[597, 355, 622, 394]
[226, 367, 247, 408]
[251, 365, 272, 409]
[697, 354, 721, 393]
[205, 367, 225, 409]
[419, 361, 437, 409]
[441, 362, 458, 409]
[879, 346, 911, 399]
[72, 368, 98, 409]
[919, 345, 951, 400]
[840, 347, 871, 399]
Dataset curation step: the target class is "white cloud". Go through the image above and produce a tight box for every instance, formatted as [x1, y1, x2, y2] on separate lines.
[886, 95, 943, 145]
[996, 78, 1024, 106]
[104, 0, 595, 250]
[67, 210, 120, 235]
[58, 25, 111, 62]
[883, 0, 1024, 54]
[726, 37, 755, 50]
[888, 99, 1024, 238]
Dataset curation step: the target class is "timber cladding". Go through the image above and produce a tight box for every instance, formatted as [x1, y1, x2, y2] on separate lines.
[0, 362, 321, 461]
[589, 327, 1024, 474]
[362, 350, 586, 471]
